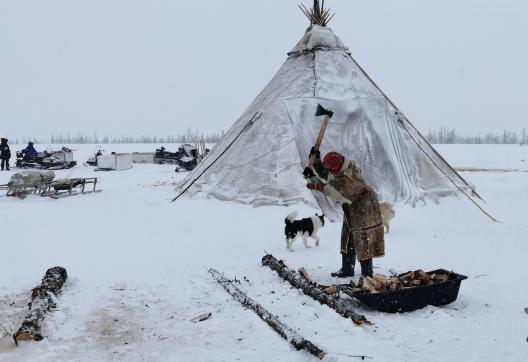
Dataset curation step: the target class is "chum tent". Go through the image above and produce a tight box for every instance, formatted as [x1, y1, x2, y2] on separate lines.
[175, 1, 493, 222]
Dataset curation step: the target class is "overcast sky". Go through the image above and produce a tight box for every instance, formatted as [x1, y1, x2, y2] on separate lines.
[1, 0, 527, 140]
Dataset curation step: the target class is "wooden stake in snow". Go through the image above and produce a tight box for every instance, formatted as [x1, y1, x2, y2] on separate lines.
[13, 267, 68, 345]
[262, 254, 371, 326]
[209, 268, 326, 359]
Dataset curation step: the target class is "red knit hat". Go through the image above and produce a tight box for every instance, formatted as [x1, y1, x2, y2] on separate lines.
[322, 152, 345, 174]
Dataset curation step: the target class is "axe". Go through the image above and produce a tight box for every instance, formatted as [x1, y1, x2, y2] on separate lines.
[308, 104, 334, 168]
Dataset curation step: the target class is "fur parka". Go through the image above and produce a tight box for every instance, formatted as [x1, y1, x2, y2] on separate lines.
[315, 159, 385, 260]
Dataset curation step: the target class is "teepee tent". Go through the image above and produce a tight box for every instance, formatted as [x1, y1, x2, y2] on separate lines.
[175, 1, 492, 222]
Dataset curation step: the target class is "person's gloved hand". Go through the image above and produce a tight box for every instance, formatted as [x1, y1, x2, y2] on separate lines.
[303, 167, 315, 179]
[307, 182, 324, 192]
[309, 147, 321, 160]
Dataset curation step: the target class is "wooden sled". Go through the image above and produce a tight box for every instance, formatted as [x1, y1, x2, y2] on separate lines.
[39, 177, 101, 199]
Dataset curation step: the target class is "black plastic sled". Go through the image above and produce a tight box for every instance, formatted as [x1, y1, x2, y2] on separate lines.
[345, 269, 468, 313]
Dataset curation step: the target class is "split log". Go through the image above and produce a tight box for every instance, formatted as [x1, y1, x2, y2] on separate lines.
[350, 270, 452, 294]
[13, 267, 68, 345]
[262, 254, 371, 326]
[209, 268, 325, 359]
[322, 286, 338, 295]
[298, 267, 312, 282]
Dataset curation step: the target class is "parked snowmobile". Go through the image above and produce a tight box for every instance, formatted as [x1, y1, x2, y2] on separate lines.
[175, 155, 197, 172]
[174, 144, 199, 172]
[154, 144, 209, 172]
[84, 148, 104, 166]
[16, 146, 77, 170]
[154, 147, 181, 165]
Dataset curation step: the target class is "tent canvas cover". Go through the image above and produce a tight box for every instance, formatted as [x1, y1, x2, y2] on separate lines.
[175, 13, 486, 221]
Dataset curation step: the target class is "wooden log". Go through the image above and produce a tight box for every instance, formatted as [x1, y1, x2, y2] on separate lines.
[13, 267, 68, 345]
[209, 268, 325, 359]
[298, 267, 312, 282]
[262, 254, 371, 326]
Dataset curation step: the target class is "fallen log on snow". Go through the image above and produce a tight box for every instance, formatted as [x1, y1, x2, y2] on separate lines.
[13, 267, 68, 345]
[209, 268, 325, 359]
[262, 254, 371, 326]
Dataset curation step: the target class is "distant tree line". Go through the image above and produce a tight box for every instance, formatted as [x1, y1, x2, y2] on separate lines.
[426, 127, 528, 145]
[9, 127, 528, 145]
[10, 128, 225, 145]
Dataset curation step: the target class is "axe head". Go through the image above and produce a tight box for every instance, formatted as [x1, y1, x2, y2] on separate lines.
[315, 104, 334, 118]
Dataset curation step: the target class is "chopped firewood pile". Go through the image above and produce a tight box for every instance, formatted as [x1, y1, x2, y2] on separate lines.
[350, 270, 451, 294]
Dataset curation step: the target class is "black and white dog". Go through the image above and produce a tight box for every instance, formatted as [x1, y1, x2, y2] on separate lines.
[284, 211, 325, 251]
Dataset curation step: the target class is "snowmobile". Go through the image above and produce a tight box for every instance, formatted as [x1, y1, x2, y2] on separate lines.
[154, 144, 209, 172]
[16, 147, 77, 170]
[175, 154, 198, 172]
[84, 148, 104, 166]
[154, 146, 181, 165]
[174, 144, 210, 172]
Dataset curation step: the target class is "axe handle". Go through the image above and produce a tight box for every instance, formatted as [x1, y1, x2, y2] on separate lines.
[308, 115, 330, 168]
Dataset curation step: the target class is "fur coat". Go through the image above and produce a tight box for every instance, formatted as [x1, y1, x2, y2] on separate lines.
[316, 159, 385, 260]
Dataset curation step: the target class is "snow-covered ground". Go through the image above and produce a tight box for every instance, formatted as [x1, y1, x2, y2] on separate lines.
[0, 144, 527, 362]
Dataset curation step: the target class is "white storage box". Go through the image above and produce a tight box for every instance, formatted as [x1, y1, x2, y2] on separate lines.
[96, 154, 133, 171]
[131, 152, 155, 164]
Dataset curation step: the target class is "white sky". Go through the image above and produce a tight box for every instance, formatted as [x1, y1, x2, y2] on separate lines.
[1, 0, 527, 139]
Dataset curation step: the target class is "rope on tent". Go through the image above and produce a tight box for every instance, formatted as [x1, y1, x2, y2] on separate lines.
[347, 55, 499, 222]
[171, 111, 263, 202]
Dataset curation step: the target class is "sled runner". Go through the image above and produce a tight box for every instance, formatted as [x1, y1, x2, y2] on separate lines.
[39, 177, 100, 199]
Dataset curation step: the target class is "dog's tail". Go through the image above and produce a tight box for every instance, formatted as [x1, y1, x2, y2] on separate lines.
[285, 210, 298, 225]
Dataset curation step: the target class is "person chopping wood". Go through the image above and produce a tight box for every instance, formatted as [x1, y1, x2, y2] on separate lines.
[304, 149, 385, 278]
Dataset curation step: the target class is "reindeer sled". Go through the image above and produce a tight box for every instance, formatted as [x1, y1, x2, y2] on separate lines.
[0, 171, 100, 199]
